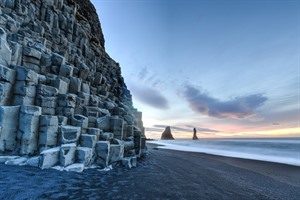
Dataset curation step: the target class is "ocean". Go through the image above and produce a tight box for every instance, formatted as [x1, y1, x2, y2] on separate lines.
[148, 138, 300, 166]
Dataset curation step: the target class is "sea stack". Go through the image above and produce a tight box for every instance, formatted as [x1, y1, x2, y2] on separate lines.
[0, 0, 146, 172]
[192, 128, 198, 140]
[161, 126, 174, 140]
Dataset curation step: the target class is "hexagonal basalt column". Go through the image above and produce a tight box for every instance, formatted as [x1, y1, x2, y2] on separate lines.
[0, 106, 20, 153]
[59, 125, 81, 144]
[18, 105, 42, 156]
[0, 27, 12, 67]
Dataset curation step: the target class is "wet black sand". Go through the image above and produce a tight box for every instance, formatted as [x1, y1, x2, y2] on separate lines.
[0, 142, 300, 200]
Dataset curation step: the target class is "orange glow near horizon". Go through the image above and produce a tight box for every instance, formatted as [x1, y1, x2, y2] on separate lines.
[145, 127, 300, 139]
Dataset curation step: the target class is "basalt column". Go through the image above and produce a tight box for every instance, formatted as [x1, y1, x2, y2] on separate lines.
[0, 0, 146, 172]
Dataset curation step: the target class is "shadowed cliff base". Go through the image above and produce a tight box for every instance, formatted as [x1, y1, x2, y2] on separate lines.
[1, 143, 299, 200]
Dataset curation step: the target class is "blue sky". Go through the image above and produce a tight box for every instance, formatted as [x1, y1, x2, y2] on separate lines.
[91, 0, 299, 139]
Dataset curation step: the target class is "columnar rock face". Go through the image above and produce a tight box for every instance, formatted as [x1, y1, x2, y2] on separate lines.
[0, 0, 146, 171]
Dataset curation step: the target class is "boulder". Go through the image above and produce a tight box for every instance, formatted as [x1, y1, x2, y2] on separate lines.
[64, 163, 84, 173]
[0, 156, 20, 163]
[122, 157, 132, 169]
[76, 147, 93, 166]
[131, 156, 137, 167]
[80, 134, 97, 148]
[5, 157, 27, 166]
[122, 156, 137, 169]
[71, 114, 88, 129]
[95, 141, 110, 167]
[26, 156, 41, 167]
[0, 106, 20, 152]
[39, 147, 60, 169]
[60, 143, 76, 167]
[109, 144, 124, 164]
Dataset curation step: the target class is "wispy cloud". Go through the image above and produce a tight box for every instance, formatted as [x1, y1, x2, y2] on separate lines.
[184, 125, 219, 133]
[129, 84, 169, 109]
[145, 127, 165, 132]
[181, 84, 268, 119]
[153, 124, 219, 133]
[272, 122, 280, 126]
[138, 67, 149, 80]
[136, 67, 163, 89]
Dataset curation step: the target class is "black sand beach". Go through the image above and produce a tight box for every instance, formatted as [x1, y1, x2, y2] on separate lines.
[1, 142, 300, 200]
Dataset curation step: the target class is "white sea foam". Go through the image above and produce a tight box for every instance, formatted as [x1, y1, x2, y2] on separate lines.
[148, 138, 300, 166]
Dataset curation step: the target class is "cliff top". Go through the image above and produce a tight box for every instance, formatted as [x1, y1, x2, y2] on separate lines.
[74, 0, 105, 48]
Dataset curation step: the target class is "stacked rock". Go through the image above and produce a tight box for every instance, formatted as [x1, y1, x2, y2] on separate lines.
[0, 0, 146, 172]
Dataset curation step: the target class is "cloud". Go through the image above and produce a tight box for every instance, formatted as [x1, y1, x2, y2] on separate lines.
[272, 122, 280, 126]
[153, 125, 219, 133]
[136, 67, 163, 89]
[145, 127, 165, 132]
[184, 125, 219, 133]
[130, 84, 169, 109]
[138, 67, 149, 80]
[182, 84, 267, 119]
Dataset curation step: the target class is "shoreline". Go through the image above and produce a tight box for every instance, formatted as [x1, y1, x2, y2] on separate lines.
[147, 142, 300, 188]
[147, 139, 300, 167]
[0, 142, 299, 199]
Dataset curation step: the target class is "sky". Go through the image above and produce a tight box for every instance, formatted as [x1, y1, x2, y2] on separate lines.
[91, 0, 299, 139]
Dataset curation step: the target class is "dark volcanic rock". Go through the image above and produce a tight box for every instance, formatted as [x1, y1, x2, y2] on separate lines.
[192, 128, 198, 140]
[0, 0, 146, 172]
[75, 0, 105, 49]
[161, 126, 174, 140]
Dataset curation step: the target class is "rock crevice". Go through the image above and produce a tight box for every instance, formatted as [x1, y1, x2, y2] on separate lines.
[0, 0, 146, 172]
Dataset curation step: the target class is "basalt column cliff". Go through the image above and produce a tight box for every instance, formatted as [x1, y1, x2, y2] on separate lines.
[0, 0, 146, 172]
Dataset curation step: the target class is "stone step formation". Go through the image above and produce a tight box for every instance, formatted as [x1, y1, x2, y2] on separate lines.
[0, 0, 146, 172]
